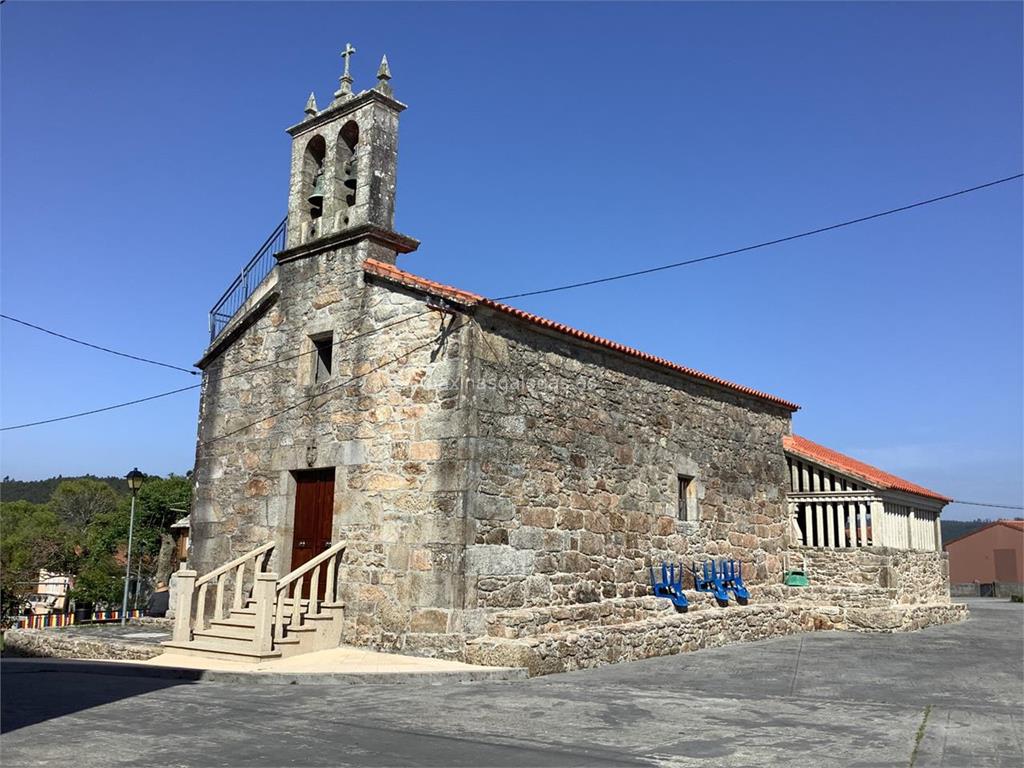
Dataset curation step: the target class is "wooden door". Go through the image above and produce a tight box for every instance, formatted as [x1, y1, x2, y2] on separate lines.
[291, 468, 335, 599]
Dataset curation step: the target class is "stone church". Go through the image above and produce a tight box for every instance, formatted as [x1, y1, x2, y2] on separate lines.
[170, 49, 964, 671]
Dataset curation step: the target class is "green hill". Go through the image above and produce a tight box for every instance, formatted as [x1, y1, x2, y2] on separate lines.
[1, 475, 131, 505]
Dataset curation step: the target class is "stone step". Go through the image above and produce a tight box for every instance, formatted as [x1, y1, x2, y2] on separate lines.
[238, 600, 345, 614]
[275, 626, 315, 645]
[194, 626, 256, 643]
[232, 607, 306, 622]
[160, 640, 282, 664]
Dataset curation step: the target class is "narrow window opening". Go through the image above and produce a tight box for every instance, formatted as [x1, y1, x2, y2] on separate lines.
[677, 475, 693, 521]
[312, 334, 333, 383]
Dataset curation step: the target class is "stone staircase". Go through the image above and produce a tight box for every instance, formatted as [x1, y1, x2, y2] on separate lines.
[163, 541, 346, 663]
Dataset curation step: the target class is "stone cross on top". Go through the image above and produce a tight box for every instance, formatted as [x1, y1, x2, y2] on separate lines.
[334, 42, 357, 100]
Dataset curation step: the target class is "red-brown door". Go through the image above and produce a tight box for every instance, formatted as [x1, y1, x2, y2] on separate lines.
[291, 468, 335, 599]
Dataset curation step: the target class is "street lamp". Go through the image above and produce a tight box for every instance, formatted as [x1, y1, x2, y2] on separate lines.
[121, 468, 145, 626]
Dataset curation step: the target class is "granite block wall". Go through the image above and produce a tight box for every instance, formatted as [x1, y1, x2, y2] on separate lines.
[191, 245, 474, 653]
[460, 313, 795, 621]
[801, 547, 950, 603]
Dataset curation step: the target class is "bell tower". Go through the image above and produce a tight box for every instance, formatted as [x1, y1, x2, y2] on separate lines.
[281, 45, 417, 263]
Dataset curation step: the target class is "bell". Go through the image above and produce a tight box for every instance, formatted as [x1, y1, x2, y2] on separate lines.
[307, 168, 325, 208]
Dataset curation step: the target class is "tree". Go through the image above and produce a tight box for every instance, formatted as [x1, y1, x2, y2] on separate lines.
[0, 474, 192, 615]
[49, 478, 121, 533]
[0, 501, 73, 624]
[67, 474, 193, 606]
[135, 475, 191, 585]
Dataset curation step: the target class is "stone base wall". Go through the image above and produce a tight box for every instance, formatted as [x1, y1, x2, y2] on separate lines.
[465, 599, 967, 676]
[2, 629, 164, 661]
[482, 584, 900, 640]
[799, 547, 950, 603]
[952, 582, 1024, 598]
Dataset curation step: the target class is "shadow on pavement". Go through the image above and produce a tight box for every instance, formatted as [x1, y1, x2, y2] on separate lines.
[1, 658, 201, 734]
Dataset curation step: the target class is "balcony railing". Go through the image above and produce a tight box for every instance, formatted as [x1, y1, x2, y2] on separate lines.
[208, 217, 287, 342]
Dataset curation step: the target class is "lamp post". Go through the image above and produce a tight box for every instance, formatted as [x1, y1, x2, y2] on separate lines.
[121, 468, 145, 626]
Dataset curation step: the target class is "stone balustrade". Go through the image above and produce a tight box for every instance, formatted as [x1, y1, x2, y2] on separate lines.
[171, 541, 275, 644]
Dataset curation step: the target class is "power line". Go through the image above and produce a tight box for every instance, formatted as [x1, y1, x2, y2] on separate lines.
[213, 310, 431, 383]
[4, 172, 1021, 430]
[0, 384, 202, 431]
[0, 309, 439, 432]
[205, 319, 464, 444]
[951, 500, 1024, 511]
[1, 314, 199, 375]
[494, 173, 1024, 301]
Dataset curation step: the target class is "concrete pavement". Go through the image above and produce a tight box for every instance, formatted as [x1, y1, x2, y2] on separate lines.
[2, 599, 1020, 767]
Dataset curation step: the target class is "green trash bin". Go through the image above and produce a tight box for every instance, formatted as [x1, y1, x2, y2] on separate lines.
[784, 570, 810, 587]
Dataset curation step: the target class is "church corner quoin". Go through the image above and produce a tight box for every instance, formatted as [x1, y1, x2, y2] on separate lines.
[180, 48, 965, 673]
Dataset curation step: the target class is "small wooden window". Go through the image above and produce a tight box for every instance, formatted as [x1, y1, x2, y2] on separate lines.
[313, 334, 333, 382]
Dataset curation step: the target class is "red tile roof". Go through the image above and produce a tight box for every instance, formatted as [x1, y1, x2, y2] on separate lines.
[363, 259, 800, 411]
[783, 434, 952, 503]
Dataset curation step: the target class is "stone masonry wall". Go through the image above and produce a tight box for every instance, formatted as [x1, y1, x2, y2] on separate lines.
[465, 600, 968, 677]
[801, 547, 950, 603]
[191, 244, 474, 655]
[459, 312, 795, 636]
[3, 629, 164, 661]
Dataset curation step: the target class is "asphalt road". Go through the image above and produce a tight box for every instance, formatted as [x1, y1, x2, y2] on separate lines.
[2, 599, 1021, 768]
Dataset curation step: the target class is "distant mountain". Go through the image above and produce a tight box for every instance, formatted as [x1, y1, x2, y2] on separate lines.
[0, 475, 130, 505]
[941, 518, 1009, 544]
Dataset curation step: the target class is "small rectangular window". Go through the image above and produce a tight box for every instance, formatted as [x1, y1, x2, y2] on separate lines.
[313, 334, 333, 383]
[678, 475, 693, 521]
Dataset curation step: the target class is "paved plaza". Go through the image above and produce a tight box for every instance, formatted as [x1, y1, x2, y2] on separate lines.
[2, 599, 1021, 767]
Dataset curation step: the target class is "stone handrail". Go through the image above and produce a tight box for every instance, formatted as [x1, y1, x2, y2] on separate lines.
[271, 541, 346, 644]
[195, 541, 276, 588]
[171, 541, 275, 643]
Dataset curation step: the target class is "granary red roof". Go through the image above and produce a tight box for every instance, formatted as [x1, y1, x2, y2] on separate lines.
[362, 259, 800, 411]
[783, 434, 952, 503]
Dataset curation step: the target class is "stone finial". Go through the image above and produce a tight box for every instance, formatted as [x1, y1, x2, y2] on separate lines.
[375, 54, 393, 97]
[304, 91, 319, 117]
[334, 42, 357, 101]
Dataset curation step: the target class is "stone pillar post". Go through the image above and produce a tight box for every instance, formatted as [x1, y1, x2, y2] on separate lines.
[171, 569, 197, 643]
[869, 500, 885, 546]
[252, 572, 278, 654]
[934, 514, 943, 552]
[788, 502, 801, 545]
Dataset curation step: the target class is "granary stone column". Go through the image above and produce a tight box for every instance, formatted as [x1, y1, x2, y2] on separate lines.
[870, 500, 885, 546]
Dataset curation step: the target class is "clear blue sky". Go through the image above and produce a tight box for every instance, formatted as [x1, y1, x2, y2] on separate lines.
[2, 2, 1021, 521]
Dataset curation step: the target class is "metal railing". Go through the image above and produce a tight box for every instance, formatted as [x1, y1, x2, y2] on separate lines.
[208, 217, 287, 342]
